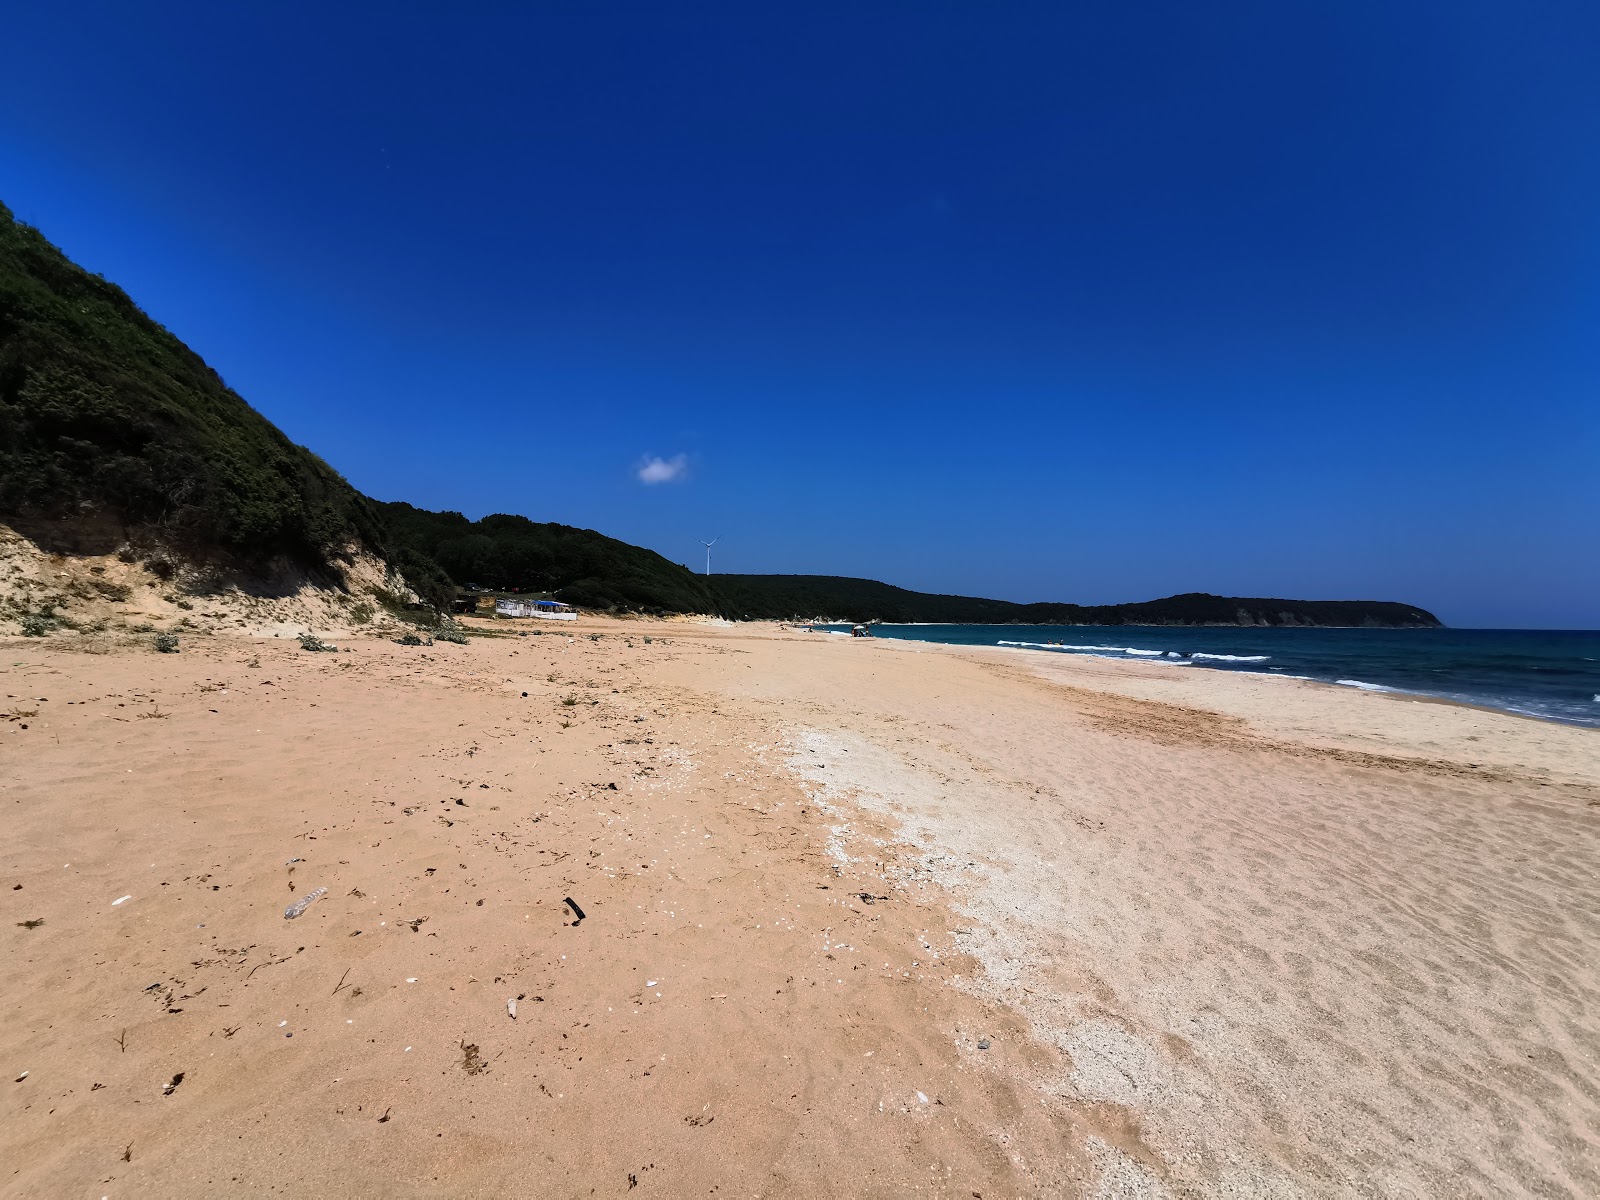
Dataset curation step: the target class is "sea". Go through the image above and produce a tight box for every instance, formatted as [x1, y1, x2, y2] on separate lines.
[812, 625, 1600, 728]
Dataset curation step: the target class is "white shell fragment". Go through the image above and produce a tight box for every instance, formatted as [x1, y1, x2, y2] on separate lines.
[283, 886, 327, 920]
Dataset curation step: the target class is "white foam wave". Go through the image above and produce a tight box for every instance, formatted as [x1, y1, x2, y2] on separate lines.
[1335, 679, 1394, 692]
[998, 641, 1140, 652]
[996, 640, 1202, 665]
[996, 640, 1281, 666]
[992, 640, 1171, 659]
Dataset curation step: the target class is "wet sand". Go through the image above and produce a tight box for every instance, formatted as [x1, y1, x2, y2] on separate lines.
[3, 619, 1597, 1196]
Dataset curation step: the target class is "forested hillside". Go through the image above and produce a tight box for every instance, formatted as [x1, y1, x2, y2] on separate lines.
[376, 503, 722, 615]
[709, 576, 1441, 627]
[0, 203, 397, 575]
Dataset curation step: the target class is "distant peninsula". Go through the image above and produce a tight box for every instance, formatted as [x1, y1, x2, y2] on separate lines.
[706, 575, 1442, 628]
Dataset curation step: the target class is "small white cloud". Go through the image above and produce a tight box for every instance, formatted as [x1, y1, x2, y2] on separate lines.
[636, 453, 689, 485]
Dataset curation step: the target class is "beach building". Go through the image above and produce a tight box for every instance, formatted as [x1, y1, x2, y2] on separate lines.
[494, 598, 578, 621]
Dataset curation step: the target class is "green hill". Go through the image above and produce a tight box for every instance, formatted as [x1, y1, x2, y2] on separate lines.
[375, 502, 722, 616]
[709, 575, 1441, 627]
[709, 575, 1019, 624]
[0, 202, 436, 586]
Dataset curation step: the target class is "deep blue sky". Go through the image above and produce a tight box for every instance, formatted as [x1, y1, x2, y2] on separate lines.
[3, 3, 1597, 627]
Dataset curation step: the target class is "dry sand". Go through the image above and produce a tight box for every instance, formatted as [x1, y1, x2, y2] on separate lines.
[3, 619, 1597, 1197]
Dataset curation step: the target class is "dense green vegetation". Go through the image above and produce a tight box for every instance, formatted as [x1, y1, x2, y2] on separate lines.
[376, 502, 723, 616]
[709, 576, 1441, 627]
[709, 576, 1019, 624]
[0, 202, 388, 572]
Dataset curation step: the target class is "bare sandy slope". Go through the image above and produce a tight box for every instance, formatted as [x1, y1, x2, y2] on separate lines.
[3, 621, 1597, 1197]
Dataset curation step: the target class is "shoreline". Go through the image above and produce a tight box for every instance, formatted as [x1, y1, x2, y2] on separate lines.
[1006, 638, 1589, 729]
[4, 617, 1597, 1194]
[848, 620, 1447, 629]
[800, 622, 1600, 731]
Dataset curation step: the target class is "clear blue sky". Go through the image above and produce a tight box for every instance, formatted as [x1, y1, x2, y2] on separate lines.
[3, 3, 1596, 628]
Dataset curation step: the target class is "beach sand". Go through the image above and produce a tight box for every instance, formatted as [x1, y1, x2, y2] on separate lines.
[3, 620, 1597, 1196]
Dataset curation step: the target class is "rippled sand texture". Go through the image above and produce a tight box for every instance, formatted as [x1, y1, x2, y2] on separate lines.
[3, 620, 1597, 1196]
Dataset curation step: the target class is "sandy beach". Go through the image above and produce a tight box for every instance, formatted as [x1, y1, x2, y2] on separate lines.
[4, 619, 1598, 1197]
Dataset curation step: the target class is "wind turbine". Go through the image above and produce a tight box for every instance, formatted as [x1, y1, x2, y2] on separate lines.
[699, 535, 721, 576]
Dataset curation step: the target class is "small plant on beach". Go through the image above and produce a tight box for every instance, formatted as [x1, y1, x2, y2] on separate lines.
[153, 632, 180, 653]
[642, 636, 652, 644]
[433, 628, 468, 645]
[547, 672, 559, 683]
[20, 614, 51, 637]
[560, 694, 578, 707]
[395, 632, 430, 647]
[589, 634, 601, 642]
[299, 633, 336, 652]
[559, 719, 572, 729]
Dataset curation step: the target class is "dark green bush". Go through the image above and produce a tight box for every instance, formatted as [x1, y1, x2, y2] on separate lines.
[374, 502, 725, 615]
[0, 203, 451, 606]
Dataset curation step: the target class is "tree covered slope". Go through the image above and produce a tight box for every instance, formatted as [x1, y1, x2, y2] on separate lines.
[709, 575, 1441, 627]
[375, 502, 722, 616]
[0, 202, 388, 571]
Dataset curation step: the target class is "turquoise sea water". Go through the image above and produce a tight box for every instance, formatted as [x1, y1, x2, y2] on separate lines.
[814, 625, 1600, 728]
